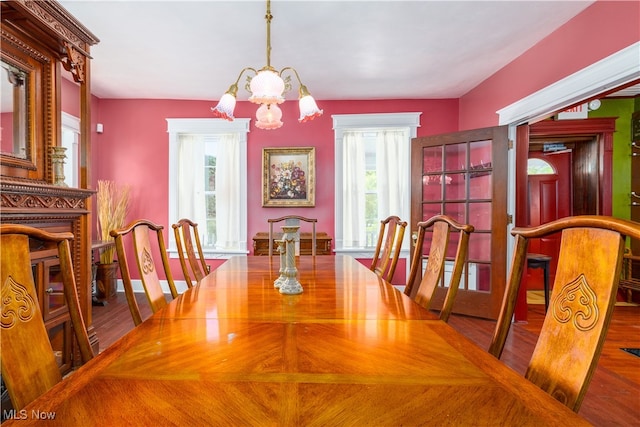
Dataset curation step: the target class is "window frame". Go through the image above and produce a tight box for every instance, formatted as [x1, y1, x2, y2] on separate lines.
[332, 112, 421, 258]
[61, 112, 80, 188]
[166, 118, 250, 259]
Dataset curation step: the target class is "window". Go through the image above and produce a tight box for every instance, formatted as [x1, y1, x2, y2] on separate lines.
[527, 158, 555, 175]
[61, 112, 79, 187]
[167, 118, 250, 258]
[333, 113, 421, 255]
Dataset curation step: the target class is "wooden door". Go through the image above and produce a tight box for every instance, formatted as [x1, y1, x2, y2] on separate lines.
[527, 151, 572, 285]
[411, 126, 509, 319]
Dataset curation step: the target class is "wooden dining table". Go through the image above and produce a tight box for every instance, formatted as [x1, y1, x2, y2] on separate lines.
[6, 255, 590, 426]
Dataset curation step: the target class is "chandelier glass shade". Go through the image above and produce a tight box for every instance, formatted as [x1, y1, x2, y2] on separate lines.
[211, 0, 322, 130]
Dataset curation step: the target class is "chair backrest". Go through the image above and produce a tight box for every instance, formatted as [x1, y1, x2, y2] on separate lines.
[404, 214, 474, 322]
[268, 215, 317, 256]
[111, 219, 178, 326]
[0, 224, 94, 410]
[370, 215, 408, 282]
[488, 215, 640, 411]
[172, 218, 209, 286]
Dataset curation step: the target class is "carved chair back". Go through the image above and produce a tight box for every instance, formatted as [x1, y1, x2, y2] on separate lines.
[489, 215, 640, 411]
[0, 224, 94, 410]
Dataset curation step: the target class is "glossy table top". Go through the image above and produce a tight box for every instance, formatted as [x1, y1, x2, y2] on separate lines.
[6, 256, 589, 426]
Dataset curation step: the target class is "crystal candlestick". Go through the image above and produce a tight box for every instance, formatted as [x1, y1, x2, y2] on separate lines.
[274, 239, 286, 288]
[50, 146, 68, 186]
[279, 225, 303, 295]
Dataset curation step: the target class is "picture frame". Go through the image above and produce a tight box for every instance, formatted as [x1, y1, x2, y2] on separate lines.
[262, 147, 315, 207]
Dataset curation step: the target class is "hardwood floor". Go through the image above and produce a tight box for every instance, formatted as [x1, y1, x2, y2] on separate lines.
[93, 293, 640, 426]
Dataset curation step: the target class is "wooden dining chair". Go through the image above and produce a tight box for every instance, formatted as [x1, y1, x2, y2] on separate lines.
[370, 215, 408, 282]
[268, 215, 317, 256]
[404, 214, 474, 322]
[488, 215, 640, 412]
[172, 218, 210, 286]
[0, 224, 94, 410]
[111, 219, 178, 326]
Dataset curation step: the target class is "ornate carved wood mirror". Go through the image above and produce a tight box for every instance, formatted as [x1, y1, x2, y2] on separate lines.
[0, 0, 97, 183]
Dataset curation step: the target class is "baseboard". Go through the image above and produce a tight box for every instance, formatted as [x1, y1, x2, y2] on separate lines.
[116, 279, 190, 295]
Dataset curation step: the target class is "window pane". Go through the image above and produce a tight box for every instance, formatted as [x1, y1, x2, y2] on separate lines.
[422, 203, 442, 222]
[445, 143, 466, 172]
[443, 202, 466, 224]
[444, 173, 466, 200]
[468, 202, 492, 231]
[469, 139, 491, 168]
[206, 219, 216, 247]
[206, 194, 216, 221]
[469, 173, 491, 199]
[462, 262, 491, 292]
[205, 155, 216, 191]
[365, 193, 378, 247]
[528, 158, 555, 175]
[422, 175, 442, 200]
[468, 232, 491, 262]
[475, 263, 491, 291]
[423, 146, 443, 173]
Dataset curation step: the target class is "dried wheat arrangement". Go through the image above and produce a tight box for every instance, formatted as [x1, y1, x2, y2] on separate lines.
[97, 180, 130, 264]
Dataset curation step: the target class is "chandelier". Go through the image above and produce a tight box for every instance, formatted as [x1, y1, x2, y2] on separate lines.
[211, 0, 323, 130]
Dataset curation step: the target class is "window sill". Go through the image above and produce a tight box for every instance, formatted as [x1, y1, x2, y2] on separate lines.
[168, 249, 248, 260]
[334, 248, 411, 259]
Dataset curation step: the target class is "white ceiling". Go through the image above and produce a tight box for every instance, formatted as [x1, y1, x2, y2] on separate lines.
[55, 0, 608, 103]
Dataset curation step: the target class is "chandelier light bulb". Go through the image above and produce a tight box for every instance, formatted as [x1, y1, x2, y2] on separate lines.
[255, 104, 283, 130]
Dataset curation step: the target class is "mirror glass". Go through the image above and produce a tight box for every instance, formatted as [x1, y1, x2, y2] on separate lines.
[1, 59, 28, 159]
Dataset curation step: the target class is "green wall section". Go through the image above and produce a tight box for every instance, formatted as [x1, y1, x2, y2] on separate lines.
[589, 98, 636, 220]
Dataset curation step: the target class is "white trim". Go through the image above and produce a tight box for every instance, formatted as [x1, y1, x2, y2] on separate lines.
[166, 118, 250, 258]
[497, 42, 640, 125]
[166, 117, 250, 134]
[335, 248, 411, 259]
[332, 112, 421, 138]
[62, 112, 81, 133]
[117, 279, 189, 295]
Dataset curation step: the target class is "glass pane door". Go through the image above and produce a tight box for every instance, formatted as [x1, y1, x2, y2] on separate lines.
[411, 127, 508, 319]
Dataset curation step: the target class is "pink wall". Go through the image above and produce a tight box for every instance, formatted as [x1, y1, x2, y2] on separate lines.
[61, 77, 81, 117]
[91, 98, 458, 279]
[85, 0, 640, 284]
[459, 0, 640, 129]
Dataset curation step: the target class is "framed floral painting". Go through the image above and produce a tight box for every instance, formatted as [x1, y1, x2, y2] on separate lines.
[262, 147, 315, 207]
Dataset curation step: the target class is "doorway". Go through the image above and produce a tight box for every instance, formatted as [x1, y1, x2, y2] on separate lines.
[526, 137, 594, 288]
[516, 118, 616, 311]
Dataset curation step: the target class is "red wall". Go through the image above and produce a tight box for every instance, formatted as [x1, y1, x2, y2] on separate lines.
[83, 0, 639, 283]
[459, 0, 640, 129]
[91, 98, 458, 277]
[61, 77, 81, 117]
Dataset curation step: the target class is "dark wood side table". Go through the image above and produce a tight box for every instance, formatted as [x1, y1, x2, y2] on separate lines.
[527, 253, 552, 312]
[253, 232, 332, 256]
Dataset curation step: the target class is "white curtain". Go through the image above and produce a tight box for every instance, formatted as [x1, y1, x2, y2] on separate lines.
[376, 129, 409, 221]
[177, 134, 207, 235]
[342, 131, 366, 247]
[215, 133, 241, 249]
